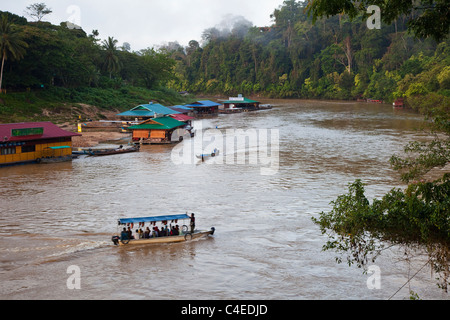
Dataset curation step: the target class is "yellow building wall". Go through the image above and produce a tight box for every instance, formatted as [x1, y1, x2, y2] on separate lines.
[0, 141, 73, 165]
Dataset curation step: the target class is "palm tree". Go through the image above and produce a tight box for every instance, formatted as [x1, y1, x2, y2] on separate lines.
[102, 36, 122, 78]
[0, 14, 28, 91]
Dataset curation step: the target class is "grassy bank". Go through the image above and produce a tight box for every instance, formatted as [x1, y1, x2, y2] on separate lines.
[0, 86, 195, 124]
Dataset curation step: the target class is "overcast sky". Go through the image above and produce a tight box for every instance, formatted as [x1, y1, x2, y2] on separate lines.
[2, 0, 285, 50]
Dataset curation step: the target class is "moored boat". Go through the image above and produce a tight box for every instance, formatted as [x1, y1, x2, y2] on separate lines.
[111, 214, 215, 246]
[87, 145, 139, 156]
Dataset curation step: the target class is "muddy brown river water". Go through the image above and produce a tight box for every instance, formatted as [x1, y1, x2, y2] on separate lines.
[0, 99, 448, 300]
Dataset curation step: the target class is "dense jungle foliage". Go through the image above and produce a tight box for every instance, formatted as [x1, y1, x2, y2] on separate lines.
[1, 1, 449, 105]
[0, 12, 176, 91]
[0, 8, 190, 122]
[166, 1, 450, 103]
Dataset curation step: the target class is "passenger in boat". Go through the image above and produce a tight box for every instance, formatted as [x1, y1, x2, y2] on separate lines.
[144, 227, 151, 239]
[171, 226, 179, 236]
[127, 227, 134, 240]
[190, 213, 195, 233]
[120, 228, 129, 241]
[153, 227, 159, 237]
[136, 229, 143, 239]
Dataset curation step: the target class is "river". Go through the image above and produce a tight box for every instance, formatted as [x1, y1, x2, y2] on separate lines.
[0, 99, 448, 300]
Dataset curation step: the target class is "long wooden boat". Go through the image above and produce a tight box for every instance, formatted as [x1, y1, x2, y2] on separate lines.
[88, 145, 140, 156]
[111, 214, 215, 246]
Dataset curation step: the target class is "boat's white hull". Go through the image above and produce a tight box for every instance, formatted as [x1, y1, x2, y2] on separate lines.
[196, 149, 220, 160]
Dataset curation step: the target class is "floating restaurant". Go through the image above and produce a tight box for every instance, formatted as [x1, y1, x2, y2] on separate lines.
[184, 100, 221, 117]
[128, 116, 191, 144]
[167, 105, 193, 115]
[0, 122, 81, 166]
[117, 102, 180, 121]
[221, 95, 260, 111]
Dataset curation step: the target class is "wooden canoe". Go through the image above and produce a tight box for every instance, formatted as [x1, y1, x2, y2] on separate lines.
[88, 146, 140, 156]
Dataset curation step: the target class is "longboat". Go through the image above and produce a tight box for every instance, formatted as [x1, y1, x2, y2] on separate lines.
[112, 214, 215, 246]
[196, 148, 219, 161]
[87, 145, 140, 156]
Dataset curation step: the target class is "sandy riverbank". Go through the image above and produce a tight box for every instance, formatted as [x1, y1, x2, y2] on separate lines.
[58, 121, 132, 148]
[72, 131, 132, 148]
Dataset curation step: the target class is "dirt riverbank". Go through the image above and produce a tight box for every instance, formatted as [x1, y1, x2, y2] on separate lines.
[58, 122, 131, 148]
[72, 131, 132, 148]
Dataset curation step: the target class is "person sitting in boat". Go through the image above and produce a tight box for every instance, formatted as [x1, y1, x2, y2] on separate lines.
[144, 227, 151, 239]
[127, 227, 134, 240]
[171, 226, 179, 236]
[120, 228, 129, 241]
[152, 227, 159, 237]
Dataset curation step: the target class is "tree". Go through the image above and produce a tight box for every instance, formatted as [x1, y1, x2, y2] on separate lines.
[306, 0, 450, 41]
[390, 94, 450, 183]
[25, 3, 52, 22]
[0, 14, 28, 91]
[313, 98, 450, 294]
[312, 177, 449, 294]
[137, 48, 176, 89]
[102, 36, 122, 79]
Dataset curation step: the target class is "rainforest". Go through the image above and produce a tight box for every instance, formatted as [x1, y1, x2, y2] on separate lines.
[167, 1, 450, 104]
[1, 1, 449, 107]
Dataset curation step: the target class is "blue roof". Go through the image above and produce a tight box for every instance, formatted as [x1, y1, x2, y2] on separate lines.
[117, 103, 180, 117]
[117, 110, 156, 117]
[185, 100, 221, 108]
[119, 214, 190, 225]
[169, 105, 193, 110]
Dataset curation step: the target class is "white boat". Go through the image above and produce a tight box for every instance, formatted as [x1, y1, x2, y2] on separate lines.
[111, 214, 215, 246]
[196, 148, 219, 161]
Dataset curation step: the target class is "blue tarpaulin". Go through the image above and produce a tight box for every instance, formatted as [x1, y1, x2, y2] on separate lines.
[119, 214, 190, 225]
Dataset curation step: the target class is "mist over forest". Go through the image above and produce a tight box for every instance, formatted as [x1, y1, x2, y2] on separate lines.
[1, 0, 449, 108]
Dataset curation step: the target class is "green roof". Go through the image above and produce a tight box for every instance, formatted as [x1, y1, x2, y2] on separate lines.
[221, 97, 259, 104]
[128, 117, 185, 130]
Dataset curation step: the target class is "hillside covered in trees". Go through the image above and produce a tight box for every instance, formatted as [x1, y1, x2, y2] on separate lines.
[0, 10, 176, 91]
[0, 0, 449, 109]
[167, 0, 450, 104]
[0, 6, 190, 122]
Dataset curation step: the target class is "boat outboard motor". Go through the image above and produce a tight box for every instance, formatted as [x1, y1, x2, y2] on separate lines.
[111, 236, 120, 246]
[210, 227, 215, 235]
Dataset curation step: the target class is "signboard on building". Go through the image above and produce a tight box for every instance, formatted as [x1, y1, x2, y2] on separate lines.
[11, 127, 44, 137]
